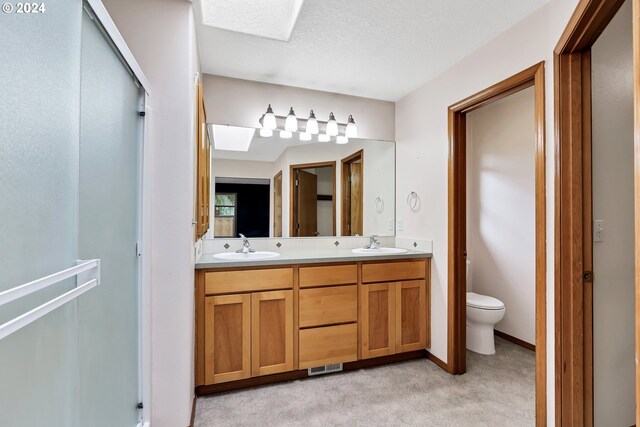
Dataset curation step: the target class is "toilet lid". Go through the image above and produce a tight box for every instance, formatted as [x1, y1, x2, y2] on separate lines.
[466, 292, 504, 310]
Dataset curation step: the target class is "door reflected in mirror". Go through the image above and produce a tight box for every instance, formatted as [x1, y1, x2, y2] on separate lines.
[205, 124, 395, 239]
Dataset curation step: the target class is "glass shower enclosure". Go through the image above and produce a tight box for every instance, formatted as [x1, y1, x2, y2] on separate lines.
[0, 1, 148, 425]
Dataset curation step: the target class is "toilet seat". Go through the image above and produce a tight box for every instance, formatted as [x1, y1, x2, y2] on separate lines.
[466, 292, 504, 310]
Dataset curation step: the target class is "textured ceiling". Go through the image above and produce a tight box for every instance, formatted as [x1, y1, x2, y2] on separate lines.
[193, 0, 549, 101]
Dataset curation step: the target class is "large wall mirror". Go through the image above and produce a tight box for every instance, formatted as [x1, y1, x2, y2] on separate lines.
[205, 124, 395, 239]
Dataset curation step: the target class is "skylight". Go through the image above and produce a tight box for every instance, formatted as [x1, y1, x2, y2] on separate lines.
[200, 0, 304, 42]
[211, 125, 256, 152]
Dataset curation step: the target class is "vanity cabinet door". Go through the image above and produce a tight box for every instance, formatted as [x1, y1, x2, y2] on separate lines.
[204, 294, 251, 384]
[361, 282, 396, 359]
[395, 280, 427, 353]
[251, 290, 294, 376]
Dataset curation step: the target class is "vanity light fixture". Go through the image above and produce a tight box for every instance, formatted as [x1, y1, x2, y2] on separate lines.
[345, 115, 358, 138]
[326, 112, 338, 136]
[336, 135, 348, 144]
[306, 110, 319, 134]
[262, 104, 277, 130]
[299, 132, 311, 141]
[280, 130, 292, 139]
[285, 107, 298, 132]
[258, 107, 358, 139]
[259, 128, 273, 137]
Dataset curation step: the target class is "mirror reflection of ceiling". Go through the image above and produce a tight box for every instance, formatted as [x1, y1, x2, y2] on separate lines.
[193, 0, 549, 100]
[210, 124, 355, 162]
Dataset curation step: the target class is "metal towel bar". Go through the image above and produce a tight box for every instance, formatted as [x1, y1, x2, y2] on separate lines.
[0, 259, 100, 340]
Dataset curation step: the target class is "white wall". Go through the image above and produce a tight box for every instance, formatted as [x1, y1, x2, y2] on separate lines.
[466, 87, 536, 345]
[202, 74, 396, 141]
[591, 1, 635, 424]
[395, 0, 579, 423]
[102, 0, 200, 425]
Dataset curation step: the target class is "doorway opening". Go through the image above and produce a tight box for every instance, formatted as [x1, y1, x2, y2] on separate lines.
[341, 150, 364, 236]
[289, 161, 336, 237]
[213, 177, 270, 238]
[447, 62, 546, 421]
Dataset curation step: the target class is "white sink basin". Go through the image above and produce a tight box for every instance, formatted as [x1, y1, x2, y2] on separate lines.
[213, 251, 280, 261]
[352, 247, 408, 255]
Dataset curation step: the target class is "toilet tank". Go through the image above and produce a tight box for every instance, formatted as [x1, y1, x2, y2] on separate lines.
[466, 259, 472, 292]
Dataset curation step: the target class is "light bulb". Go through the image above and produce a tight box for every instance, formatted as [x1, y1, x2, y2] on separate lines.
[299, 132, 311, 141]
[345, 115, 357, 138]
[306, 110, 319, 134]
[336, 135, 349, 144]
[279, 130, 292, 139]
[259, 128, 273, 137]
[326, 112, 338, 136]
[285, 107, 298, 132]
[262, 104, 277, 130]
[318, 134, 330, 142]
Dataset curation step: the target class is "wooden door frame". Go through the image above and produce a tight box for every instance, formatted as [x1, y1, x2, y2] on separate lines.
[273, 170, 283, 237]
[341, 150, 364, 236]
[289, 161, 337, 237]
[553, 1, 628, 426]
[448, 62, 547, 422]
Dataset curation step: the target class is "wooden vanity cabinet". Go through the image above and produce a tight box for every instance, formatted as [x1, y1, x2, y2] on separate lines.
[395, 280, 428, 352]
[297, 264, 359, 369]
[201, 268, 294, 384]
[204, 294, 251, 384]
[196, 258, 431, 392]
[360, 260, 430, 359]
[361, 282, 396, 358]
[251, 290, 294, 376]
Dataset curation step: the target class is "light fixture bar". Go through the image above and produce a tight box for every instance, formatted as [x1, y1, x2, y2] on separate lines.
[259, 115, 351, 135]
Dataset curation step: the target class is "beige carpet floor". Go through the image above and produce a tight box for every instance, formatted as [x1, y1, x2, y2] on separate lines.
[195, 337, 535, 426]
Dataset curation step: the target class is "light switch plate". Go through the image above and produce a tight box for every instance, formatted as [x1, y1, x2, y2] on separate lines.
[594, 219, 604, 242]
[398, 219, 404, 231]
[389, 219, 394, 230]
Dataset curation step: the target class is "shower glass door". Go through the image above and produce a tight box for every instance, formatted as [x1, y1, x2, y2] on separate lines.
[0, 1, 144, 426]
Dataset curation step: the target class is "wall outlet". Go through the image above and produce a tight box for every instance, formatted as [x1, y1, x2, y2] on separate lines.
[397, 219, 404, 231]
[594, 219, 604, 242]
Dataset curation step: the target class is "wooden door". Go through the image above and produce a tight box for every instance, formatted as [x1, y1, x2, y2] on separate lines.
[341, 151, 364, 236]
[273, 171, 282, 237]
[395, 280, 427, 352]
[350, 162, 363, 235]
[296, 170, 317, 237]
[251, 290, 294, 376]
[361, 282, 396, 358]
[204, 294, 251, 384]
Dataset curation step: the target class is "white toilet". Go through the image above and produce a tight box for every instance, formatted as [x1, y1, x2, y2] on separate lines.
[465, 260, 505, 355]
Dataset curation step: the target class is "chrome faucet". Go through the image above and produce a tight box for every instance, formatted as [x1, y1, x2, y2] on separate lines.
[236, 234, 255, 254]
[365, 235, 381, 249]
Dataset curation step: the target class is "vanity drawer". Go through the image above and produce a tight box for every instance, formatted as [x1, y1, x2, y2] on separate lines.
[299, 264, 357, 288]
[205, 268, 293, 295]
[362, 260, 426, 283]
[298, 323, 358, 369]
[299, 285, 357, 328]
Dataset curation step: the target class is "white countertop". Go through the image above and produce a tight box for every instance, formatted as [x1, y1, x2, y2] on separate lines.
[195, 248, 431, 269]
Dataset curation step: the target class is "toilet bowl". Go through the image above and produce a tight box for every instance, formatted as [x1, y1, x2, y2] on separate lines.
[466, 292, 505, 354]
[465, 260, 506, 355]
